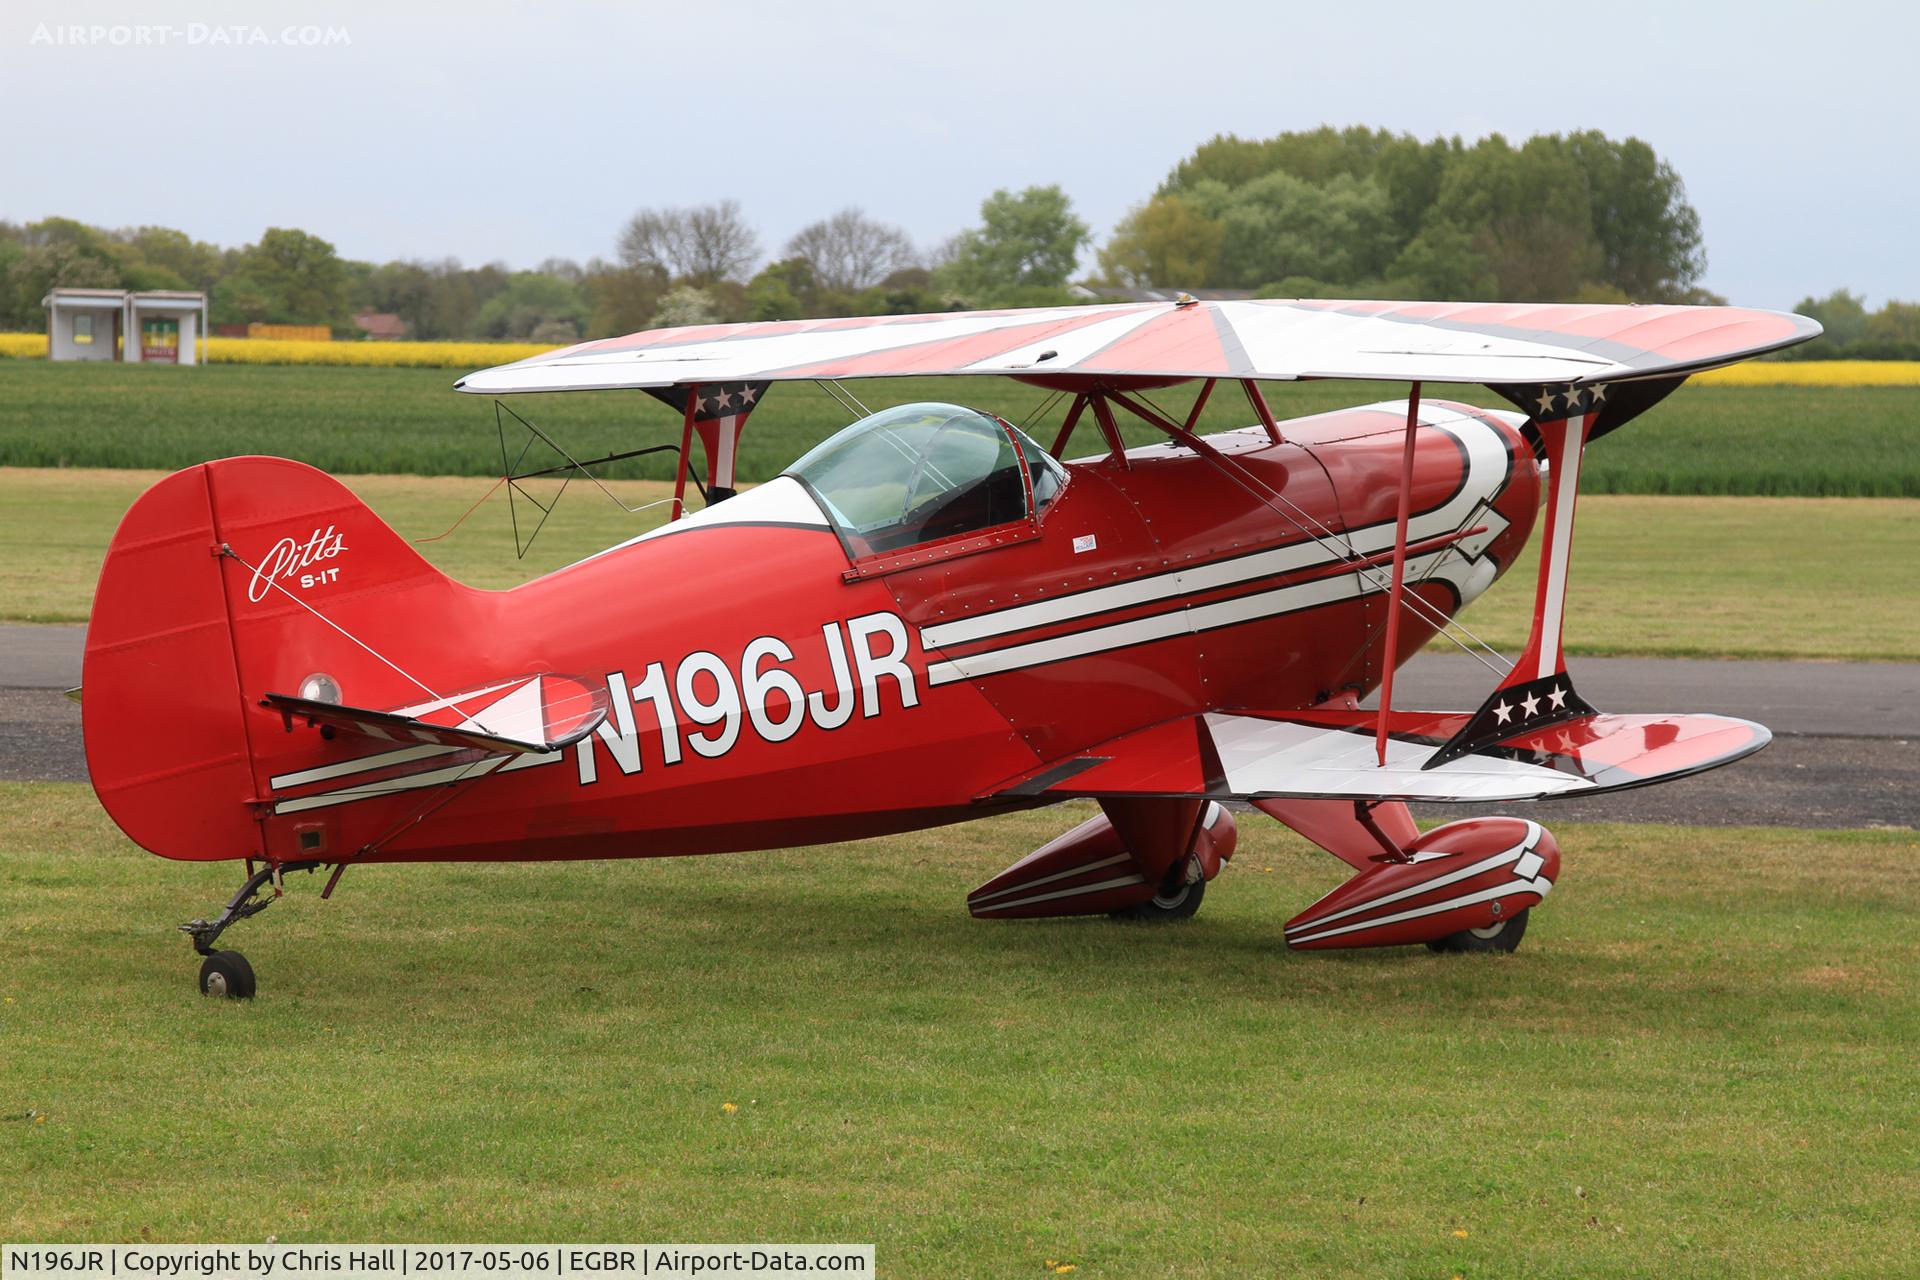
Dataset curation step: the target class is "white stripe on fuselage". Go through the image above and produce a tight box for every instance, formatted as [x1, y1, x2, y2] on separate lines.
[923, 411, 1513, 685]
[921, 408, 1508, 652]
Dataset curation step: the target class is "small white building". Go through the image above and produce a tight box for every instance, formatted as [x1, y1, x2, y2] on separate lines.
[43, 288, 207, 365]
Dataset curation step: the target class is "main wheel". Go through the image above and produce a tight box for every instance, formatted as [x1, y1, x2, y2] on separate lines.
[1111, 862, 1206, 922]
[198, 950, 256, 999]
[1427, 907, 1529, 954]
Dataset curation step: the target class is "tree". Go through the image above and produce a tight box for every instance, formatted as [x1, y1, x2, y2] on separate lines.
[652, 285, 719, 328]
[935, 185, 1090, 305]
[1561, 131, 1705, 302]
[1139, 127, 1706, 302]
[237, 227, 349, 326]
[857, 266, 956, 316]
[617, 200, 759, 284]
[1385, 222, 1496, 299]
[1421, 135, 1601, 301]
[473, 271, 589, 341]
[210, 272, 281, 326]
[583, 260, 669, 337]
[1793, 289, 1868, 347]
[784, 208, 915, 295]
[1098, 193, 1225, 288]
[1864, 300, 1920, 347]
[1209, 171, 1398, 289]
[746, 257, 819, 321]
[118, 225, 223, 293]
[5, 240, 121, 329]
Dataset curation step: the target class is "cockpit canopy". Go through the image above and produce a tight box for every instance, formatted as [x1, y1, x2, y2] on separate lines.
[786, 402, 1065, 558]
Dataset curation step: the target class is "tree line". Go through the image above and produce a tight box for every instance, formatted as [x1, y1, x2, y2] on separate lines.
[1782, 290, 1920, 360]
[0, 187, 1089, 344]
[2, 126, 1909, 355]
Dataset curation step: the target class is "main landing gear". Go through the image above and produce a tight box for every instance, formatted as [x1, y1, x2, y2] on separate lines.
[1427, 907, 1530, 954]
[1110, 854, 1207, 922]
[180, 860, 320, 999]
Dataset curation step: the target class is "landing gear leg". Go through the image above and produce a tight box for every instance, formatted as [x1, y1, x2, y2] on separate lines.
[180, 861, 319, 999]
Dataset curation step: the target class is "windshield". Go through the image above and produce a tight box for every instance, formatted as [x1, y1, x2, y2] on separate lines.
[788, 402, 1058, 557]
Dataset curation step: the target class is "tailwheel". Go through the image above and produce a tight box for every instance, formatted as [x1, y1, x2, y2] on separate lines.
[1428, 907, 1530, 954]
[198, 950, 256, 999]
[181, 860, 321, 1000]
[1111, 856, 1206, 922]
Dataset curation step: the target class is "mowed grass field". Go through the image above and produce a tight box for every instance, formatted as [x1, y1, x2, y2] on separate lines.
[5, 468, 1916, 661]
[2, 361, 1918, 495]
[1, 783, 1915, 1273]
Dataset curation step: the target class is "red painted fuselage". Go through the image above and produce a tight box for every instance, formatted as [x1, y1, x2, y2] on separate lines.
[83, 399, 1538, 866]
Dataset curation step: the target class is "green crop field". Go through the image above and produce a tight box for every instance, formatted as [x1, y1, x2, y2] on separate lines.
[6, 468, 1917, 660]
[1, 783, 1914, 1274]
[1, 361, 1917, 496]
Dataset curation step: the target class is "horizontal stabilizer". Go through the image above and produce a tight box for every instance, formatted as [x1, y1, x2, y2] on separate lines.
[263, 672, 608, 756]
[987, 707, 1770, 805]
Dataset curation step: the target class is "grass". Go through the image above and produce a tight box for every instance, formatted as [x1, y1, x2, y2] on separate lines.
[4, 468, 1916, 662]
[1460, 495, 1920, 662]
[1, 361, 1917, 495]
[1, 782, 1915, 1273]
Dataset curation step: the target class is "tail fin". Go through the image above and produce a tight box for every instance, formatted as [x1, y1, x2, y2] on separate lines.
[83, 457, 471, 860]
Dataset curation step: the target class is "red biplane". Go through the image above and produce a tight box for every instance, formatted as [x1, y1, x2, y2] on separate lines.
[79, 298, 1819, 996]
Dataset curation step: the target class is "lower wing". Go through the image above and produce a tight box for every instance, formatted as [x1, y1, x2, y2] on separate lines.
[986, 707, 1769, 804]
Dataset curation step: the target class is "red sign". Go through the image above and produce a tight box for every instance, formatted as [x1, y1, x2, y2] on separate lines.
[140, 317, 179, 364]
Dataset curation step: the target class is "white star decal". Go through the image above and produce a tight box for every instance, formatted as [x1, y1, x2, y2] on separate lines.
[1548, 684, 1567, 710]
[1588, 382, 1607, 404]
[715, 389, 734, 410]
[740, 385, 758, 405]
[697, 396, 713, 414]
[1520, 691, 1540, 718]
[1492, 699, 1513, 725]
[1535, 389, 1557, 415]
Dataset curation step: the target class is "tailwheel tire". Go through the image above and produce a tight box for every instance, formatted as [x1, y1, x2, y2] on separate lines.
[1111, 862, 1206, 922]
[1428, 907, 1529, 954]
[198, 950, 256, 999]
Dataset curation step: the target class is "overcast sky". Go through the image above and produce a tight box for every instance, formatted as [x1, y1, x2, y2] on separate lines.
[4, 0, 1913, 310]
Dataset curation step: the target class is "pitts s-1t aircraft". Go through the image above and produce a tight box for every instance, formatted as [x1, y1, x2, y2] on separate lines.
[81, 298, 1819, 996]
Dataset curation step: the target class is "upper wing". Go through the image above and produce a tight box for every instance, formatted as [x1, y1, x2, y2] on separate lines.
[456, 299, 1820, 396]
[987, 706, 1771, 805]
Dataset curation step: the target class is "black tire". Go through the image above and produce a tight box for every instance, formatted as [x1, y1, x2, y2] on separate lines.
[1111, 867, 1206, 922]
[1427, 907, 1529, 954]
[198, 950, 256, 999]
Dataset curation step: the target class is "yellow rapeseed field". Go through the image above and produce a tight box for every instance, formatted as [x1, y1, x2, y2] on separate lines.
[0, 333, 557, 368]
[1691, 360, 1920, 387]
[202, 337, 560, 367]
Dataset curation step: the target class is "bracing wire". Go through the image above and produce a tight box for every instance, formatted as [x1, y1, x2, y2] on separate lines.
[814, 379, 872, 419]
